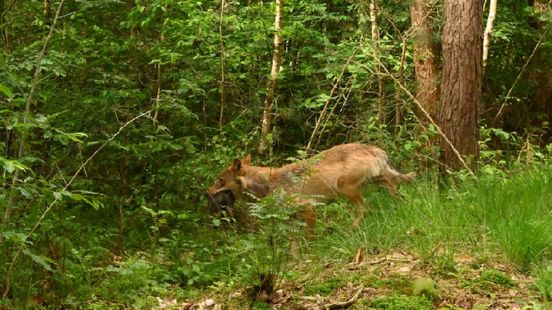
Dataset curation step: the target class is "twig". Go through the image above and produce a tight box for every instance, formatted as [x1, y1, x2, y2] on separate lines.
[314, 76, 353, 150]
[305, 50, 357, 154]
[2, 109, 152, 298]
[323, 284, 364, 310]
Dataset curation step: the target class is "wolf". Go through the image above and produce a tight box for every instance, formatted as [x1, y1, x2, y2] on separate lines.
[206, 143, 416, 238]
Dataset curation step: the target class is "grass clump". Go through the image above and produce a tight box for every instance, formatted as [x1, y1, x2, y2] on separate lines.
[476, 169, 552, 270]
[479, 269, 516, 288]
[462, 268, 516, 294]
[534, 265, 552, 302]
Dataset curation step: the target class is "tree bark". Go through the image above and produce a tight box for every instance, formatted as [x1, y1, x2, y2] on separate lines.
[258, 0, 284, 158]
[438, 0, 483, 170]
[482, 0, 497, 71]
[410, 0, 439, 128]
[370, 0, 385, 125]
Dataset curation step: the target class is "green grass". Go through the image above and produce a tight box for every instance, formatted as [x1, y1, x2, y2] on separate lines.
[297, 164, 552, 306]
[314, 165, 552, 271]
[23, 163, 550, 307]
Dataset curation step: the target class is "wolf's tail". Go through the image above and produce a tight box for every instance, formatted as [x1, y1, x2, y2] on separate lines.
[385, 165, 417, 184]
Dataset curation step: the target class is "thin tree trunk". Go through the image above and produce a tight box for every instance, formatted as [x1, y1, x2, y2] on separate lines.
[370, 0, 384, 125]
[3, 0, 66, 223]
[410, 0, 439, 128]
[0, 0, 7, 48]
[43, 0, 51, 18]
[482, 0, 497, 71]
[393, 36, 407, 137]
[438, 0, 483, 170]
[218, 0, 226, 131]
[258, 0, 284, 158]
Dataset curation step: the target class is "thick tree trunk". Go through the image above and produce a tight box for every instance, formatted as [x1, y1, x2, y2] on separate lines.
[258, 0, 284, 158]
[438, 0, 483, 170]
[410, 0, 439, 128]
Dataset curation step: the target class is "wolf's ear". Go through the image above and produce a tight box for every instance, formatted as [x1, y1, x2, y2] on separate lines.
[231, 158, 242, 172]
[242, 154, 252, 165]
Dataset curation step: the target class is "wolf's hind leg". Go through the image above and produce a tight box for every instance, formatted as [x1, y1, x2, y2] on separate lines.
[337, 175, 366, 227]
[297, 203, 316, 240]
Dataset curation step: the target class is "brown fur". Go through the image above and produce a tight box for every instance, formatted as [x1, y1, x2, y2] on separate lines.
[207, 143, 416, 239]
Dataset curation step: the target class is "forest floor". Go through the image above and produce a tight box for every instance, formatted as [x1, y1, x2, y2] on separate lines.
[176, 249, 542, 309]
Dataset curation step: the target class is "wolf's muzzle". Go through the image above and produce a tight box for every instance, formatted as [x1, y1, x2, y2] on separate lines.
[206, 189, 236, 218]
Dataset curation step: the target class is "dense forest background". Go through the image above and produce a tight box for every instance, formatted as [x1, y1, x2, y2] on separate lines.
[1, 0, 552, 308]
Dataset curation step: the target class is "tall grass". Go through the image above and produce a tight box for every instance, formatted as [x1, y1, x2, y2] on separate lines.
[314, 164, 552, 270]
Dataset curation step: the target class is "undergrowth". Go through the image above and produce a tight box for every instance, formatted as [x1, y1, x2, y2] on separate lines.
[2, 162, 552, 307]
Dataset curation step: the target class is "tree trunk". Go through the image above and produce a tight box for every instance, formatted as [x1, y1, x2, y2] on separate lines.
[482, 0, 497, 71]
[43, 0, 51, 18]
[258, 0, 284, 158]
[218, 0, 226, 131]
[410, 0, 439, 128]
[0, 0, 7, 48]
[438, 0, 483, 170]
[370, 0, 385, 126]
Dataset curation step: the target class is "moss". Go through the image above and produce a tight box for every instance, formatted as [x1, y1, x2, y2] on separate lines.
[369, 295, 432, 310]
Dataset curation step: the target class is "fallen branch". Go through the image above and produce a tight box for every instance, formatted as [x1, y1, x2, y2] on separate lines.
[323, 284, 364, 310]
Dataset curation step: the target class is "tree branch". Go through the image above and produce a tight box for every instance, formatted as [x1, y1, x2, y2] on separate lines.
[2, 110, 153, 298]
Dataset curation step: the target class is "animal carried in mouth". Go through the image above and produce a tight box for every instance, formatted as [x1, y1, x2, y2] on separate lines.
[206, 143, 416, 238]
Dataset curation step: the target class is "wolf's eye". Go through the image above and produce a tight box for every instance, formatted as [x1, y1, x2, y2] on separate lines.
[216, 178, 225, 186]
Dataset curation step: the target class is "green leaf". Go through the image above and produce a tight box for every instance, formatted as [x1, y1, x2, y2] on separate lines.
[0, 84, 13, 98]
[0, 230, 28, 245]
[141, 205, 157, 217]
[212, 218, 221, 227]
[22, 249, 53, 271]
[53, 191, 63, 201]
[0, 157, 30, 174]
[52, 190, 71, 201]
[69, 192, 105, 210]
